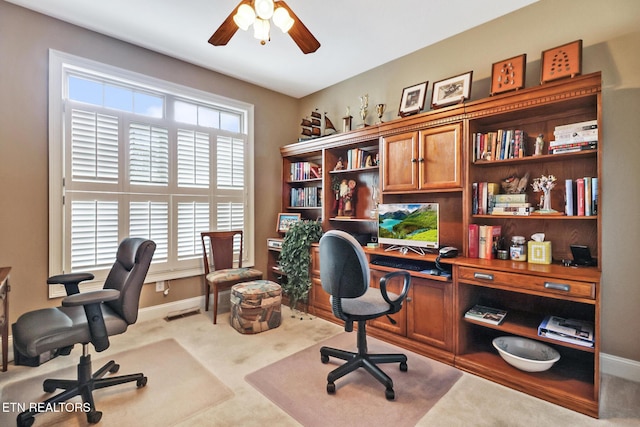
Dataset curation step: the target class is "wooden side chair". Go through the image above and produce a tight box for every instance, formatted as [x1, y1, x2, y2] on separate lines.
[201, 230, 263, 324]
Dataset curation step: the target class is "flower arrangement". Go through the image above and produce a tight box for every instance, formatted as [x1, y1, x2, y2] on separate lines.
[531, 174, 557, 212]
[531, 174, 557, 192]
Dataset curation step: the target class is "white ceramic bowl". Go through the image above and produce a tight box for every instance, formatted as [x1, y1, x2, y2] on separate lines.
[492, 336, 560, 372]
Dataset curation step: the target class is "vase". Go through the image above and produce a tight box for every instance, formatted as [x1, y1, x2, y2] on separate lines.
[539, 189, 557, 214]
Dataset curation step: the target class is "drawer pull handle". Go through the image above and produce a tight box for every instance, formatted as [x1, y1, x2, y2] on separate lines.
[544, 282, 570, 292]
[474, 272, 494, 281]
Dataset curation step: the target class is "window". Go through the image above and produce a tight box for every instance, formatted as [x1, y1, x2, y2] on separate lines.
[49, 51, 255, 297]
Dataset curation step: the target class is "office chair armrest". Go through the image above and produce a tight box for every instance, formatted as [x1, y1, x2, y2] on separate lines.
[61, 289, 120, 352]
[379, 270, 411, 307]
[61, 289, 120, 307]
[48, 272, 95, 296]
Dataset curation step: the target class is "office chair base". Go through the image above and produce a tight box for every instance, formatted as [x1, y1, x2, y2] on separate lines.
[16, 353, 147, 427]
[320, 321, 408, 400]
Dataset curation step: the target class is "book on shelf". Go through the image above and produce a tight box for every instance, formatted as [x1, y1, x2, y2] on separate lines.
[492, 193, 528, 203]
[473, 182, 500, 215]
[550, 142, 597, 154]
[552, 128, 598, 142]
[490, 206, 535, 216]
[538, 315, 594, 347]
[591, 177, 598, 215]
[290, 187, 322, 208]
[576, 178, 585, 216]
[554, 119, 597, 132]
[584, 177, 592, 216]
[465, 304, 508, 325]
[468, 224, 479, 258]
[565, 178, 574, 216]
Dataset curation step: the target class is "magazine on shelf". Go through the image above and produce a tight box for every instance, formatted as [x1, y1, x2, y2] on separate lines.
[538, 315, 594, 347]
[464, 304, 507, 325]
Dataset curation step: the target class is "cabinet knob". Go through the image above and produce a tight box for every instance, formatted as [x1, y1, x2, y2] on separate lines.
[411, 158, 417, 163]
[418, 157, 424, 162]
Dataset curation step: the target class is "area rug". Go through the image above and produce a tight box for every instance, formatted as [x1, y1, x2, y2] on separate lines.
[1, 339, 233, 426]
[245, 333, 462, 427]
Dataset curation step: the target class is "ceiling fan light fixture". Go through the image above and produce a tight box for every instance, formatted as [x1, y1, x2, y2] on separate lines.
[253, 18, 271, 44]
[233, 4, 256, 31]
[254, 0, 274, 20]
[273, 7, 294, 33]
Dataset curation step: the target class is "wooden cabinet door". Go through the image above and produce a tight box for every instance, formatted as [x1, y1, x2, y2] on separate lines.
[418, 123, 462, 190]
[407, 277, 453, 351]
[368, 269, 407, 336]
[381, 132, 418, 192]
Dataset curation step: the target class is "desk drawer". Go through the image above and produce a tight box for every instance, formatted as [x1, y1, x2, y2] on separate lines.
[458, 266, 595, 299]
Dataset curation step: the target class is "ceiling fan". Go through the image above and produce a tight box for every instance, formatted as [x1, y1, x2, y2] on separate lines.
[208, 0, 321, 54]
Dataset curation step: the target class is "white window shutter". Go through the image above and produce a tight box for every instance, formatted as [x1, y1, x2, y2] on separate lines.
[177, 129, 210, 188]
[70, 200, 119, 270]
[217, 136, 244, 189]
[177, 201, 210, 259]
[130, 201, 169, 262]
[71, 109, 119, 182]
[129, 123, 169, 185]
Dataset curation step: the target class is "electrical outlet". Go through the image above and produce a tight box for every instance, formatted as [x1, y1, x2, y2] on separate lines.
[155, 281, 165, 292]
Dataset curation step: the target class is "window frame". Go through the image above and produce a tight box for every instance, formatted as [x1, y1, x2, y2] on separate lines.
[48, 50, 255, 297]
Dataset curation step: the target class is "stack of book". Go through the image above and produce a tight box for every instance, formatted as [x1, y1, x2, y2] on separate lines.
[538, 315, 594, 347]
[464, 304, 508, 325]
[489, 193, 534, 216]
[549, 120, 598, 154]
[471, 182, 500, 215]
[345, 148, 375, 170]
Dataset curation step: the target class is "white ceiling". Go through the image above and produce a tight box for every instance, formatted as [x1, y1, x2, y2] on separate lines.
[7, 0, 538, 98]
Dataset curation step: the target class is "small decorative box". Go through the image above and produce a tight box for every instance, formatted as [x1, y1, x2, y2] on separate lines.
[528, 241, 552, 264]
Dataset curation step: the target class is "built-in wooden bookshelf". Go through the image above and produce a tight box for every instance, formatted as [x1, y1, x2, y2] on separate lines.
[274, 72, 602, 417]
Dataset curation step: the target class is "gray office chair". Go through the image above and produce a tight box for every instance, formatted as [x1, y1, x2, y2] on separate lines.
[319, 230, 411, 400]
[12, 238, 156, 426]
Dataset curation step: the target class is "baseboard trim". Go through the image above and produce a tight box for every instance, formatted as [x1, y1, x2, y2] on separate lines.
[601, 352, 640, 382]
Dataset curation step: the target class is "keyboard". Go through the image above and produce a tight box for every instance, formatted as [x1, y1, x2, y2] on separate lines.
[370, 257, 432, 271]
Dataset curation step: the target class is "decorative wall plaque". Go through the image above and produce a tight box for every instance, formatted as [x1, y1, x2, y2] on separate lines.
[490, 54, 526, 96]
[541, 40, 582, 83]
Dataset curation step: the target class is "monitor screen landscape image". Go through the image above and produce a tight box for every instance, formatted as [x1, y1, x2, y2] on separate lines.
[377, 203, 439, 250]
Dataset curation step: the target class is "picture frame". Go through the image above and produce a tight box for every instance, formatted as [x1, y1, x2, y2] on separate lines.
[431, 71, 473, 108]
[398, 81, 428, 117]
[541, 39, 582, 83]
[490, 54, 526, 96]
[276, 212, 301, 233]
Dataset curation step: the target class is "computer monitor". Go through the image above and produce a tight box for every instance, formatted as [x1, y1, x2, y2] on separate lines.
[377, 203, 439, 254]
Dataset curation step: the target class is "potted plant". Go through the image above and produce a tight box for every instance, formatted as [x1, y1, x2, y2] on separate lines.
[278, 220, 323, 315]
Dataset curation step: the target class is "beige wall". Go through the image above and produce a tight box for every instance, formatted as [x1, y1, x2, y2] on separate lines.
[298, 0, 640, 361]
[0, 2, 297, 318]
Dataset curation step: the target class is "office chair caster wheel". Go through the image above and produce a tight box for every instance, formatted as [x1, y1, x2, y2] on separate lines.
[137, 376, 148, 387]
[87, 410, 102, 424]
[43, 380, 57, 393]
[399, 361, 408, 372]
[385, 388, 395, 400]
[327, 382, 336, 394]
[109, 363, 120, 373]
[17, 415, 34, 427]
[321, 354, 329, 364]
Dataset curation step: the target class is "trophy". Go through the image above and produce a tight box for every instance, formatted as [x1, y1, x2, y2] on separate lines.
[375, 103, 386, 124]
[358, 94, 369, 128]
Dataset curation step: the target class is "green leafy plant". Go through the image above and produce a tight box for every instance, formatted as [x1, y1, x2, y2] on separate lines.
[279, 220, 323, 314]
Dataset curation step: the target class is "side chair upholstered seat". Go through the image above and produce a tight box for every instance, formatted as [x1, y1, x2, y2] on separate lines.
[201, 230, 263, 324]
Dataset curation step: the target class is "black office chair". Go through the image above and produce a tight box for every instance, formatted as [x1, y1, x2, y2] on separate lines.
[12, 238, 156, 426]
[318, 230, 411, 400]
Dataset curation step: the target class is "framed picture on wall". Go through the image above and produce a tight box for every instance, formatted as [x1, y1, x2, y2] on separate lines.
[276, 213, 301, 233]
[398, 81, 428, 117]
[431, 71, 473, 108]
[490, 54, 526, 96]
[541, 39, 582, 83]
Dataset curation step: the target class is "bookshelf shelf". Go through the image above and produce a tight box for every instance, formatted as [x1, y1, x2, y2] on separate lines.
[473, 150, 597, 166]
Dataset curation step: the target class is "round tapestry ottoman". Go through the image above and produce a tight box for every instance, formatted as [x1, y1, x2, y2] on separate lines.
[230, 280, 282, 334]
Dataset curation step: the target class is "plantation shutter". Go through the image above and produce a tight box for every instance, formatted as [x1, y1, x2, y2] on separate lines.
[70, 109, 118, 182]
[177, 201, 210, 259]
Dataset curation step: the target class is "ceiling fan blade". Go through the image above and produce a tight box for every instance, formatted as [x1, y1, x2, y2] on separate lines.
[277, 0, 321, 54]
[208, 0, 251, 46]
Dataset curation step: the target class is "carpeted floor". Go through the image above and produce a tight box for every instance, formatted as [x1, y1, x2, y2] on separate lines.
[246, 332, 462, 427]
[0, 339, 233, 426]
[1, 310, 639, 426]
